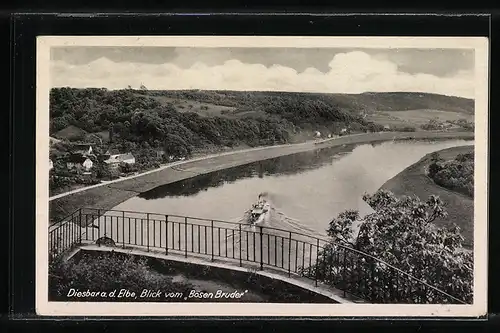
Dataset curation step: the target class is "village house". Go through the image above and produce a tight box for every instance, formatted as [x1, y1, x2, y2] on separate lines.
[314, 131, 321, 138]
[49, 159, 53, 171]
[63, 143, 95, 171]
[104, 152, 136, 169]
[383, 125, 391, 131]
[340, 128, 348, 135]
[66, 154, 93, 171]
[72, 143, 93, 156]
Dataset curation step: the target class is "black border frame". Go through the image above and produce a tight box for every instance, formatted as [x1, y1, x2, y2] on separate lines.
[6, 11, 497, 330]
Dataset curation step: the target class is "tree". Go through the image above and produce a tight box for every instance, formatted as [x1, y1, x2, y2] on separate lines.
[93, 161, 112, 180]
[310, 189, 473, 304]
[164, 134, 191, 158]
[428, 150, 474, 198]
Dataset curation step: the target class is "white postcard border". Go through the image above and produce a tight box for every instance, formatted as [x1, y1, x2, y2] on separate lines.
[36, 36, 489, 317]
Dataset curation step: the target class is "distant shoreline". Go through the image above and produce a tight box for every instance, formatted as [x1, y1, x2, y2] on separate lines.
[49, 131, 474, 224]
[379, 145, 474, 248]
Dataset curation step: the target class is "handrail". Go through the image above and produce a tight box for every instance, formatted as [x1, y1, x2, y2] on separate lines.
[79, 207, 331, 238]
[48, 207, 470, 304]
[314, 242, 467, 304]
[49, 208, 81, 230]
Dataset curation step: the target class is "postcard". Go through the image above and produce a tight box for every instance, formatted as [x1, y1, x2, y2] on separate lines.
[36, 35, 488, 317]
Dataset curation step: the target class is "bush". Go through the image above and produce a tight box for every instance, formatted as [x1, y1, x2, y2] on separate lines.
[49, 252, 193, 302]
[428, 151, 474, 197]
[303, 190, 473, 304]
[394, 126, 416, 132]
[421, 119, 443, 131]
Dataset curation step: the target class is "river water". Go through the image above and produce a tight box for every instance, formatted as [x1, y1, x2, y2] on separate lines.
[112, 139, 472, 238]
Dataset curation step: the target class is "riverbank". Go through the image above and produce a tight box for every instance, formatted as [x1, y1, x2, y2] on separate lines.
[380, 145, 474, 248]
[49, 131, 474, 224]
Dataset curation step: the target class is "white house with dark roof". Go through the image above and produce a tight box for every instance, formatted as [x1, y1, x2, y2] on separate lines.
[73, 143, 93, 156]
[104, 152, 136, 169]
[66, 154, 93, 171]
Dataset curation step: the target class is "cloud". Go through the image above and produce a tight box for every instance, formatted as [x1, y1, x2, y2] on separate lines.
[50, 51, 475, 98]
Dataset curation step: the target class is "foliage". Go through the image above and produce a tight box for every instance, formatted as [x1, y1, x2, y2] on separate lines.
[49, 252, 192, 301]
[119, 162, 139, 174]
[48, 87, 384, 193]
[420, 119, 443, 131]
[428, 151, 474, 197]
[392, 125, 417, 132]
[164, 133, 192, 158]
[139, 90, 475, 115]
[450, 119, 475, 131]
[305, 190, 473, 304]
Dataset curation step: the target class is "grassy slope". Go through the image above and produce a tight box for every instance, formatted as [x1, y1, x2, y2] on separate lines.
[136, 90, 475, 132]
[380, 145, 474, 248]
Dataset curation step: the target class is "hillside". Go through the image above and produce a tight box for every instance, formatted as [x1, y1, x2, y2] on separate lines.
[50, 88, 475, 157]
[138, 90, 474, 115]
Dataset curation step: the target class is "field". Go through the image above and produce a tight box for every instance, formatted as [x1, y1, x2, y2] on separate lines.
[366, 109, 474, 129]
[142, 94, 239, 118]
[380, 145, 474, 248]
[140, 90, 475, 130]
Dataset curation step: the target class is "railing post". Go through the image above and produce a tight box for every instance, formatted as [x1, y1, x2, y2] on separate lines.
[288, 231, 292, 277]
[97, 209, 102, 239]
[184, 217, 188, 258]
[146, 213, 150, 252]
[165, 215, 169, 255]
[211, 220, 214, 262]
[259, 226, 263, 271]
[239, 224, 242, 267]
[97, 208, 104, 243]
[122, 211, 125, 248]
[78, 208, 83, 244]
[315, 238, 320, 287]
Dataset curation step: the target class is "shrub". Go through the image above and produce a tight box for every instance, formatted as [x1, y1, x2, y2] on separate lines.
[303, 190, 473, 304]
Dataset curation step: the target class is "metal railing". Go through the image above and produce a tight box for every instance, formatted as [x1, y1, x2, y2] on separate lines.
[48, 207, 469, 304]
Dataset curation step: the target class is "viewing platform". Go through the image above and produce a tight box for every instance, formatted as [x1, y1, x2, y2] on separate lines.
[49, 208, 468, 304]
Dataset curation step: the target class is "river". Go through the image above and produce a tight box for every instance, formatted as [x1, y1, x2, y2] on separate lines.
[112, 139, 472, 238]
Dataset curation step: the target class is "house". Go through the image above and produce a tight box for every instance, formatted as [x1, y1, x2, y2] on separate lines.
[104, 153, 136, 169]
[340, 128, 348, 135]
[314, 131, 321, 138]
[383, 125, 391, 131]
[66, 154, 93, 171]
[82, 158, 93, 171]
[49, 159, 53, 170]
[72, 143, 93, 156]
[105, 148, 120, 155]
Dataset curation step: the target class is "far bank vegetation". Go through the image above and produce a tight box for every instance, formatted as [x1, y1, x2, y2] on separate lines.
[428, 150, 474, 198]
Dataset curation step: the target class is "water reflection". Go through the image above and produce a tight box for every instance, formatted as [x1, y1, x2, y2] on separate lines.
[116, 139, 472, 235]
[139, 145, 355, 200]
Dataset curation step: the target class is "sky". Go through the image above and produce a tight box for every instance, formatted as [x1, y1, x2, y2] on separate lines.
[50, 47, 475, 98]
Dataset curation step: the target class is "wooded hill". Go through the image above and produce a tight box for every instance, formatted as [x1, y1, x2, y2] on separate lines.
[50, 88, 474, 156]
